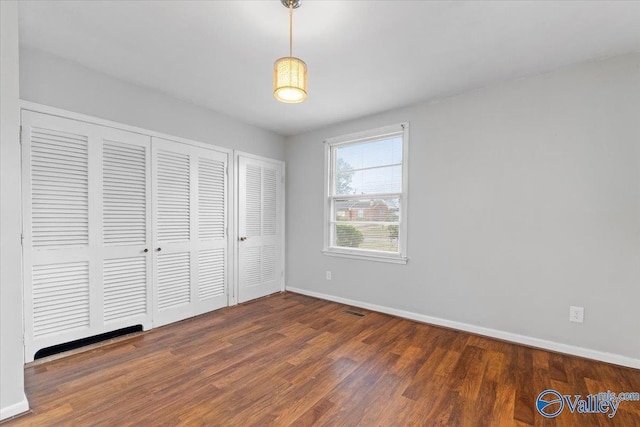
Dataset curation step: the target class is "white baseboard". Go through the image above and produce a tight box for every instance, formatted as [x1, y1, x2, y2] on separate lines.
[0, 395, 29, 421]
[286, 286, 640, 370]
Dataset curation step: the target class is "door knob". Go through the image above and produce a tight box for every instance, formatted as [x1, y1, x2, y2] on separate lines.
[143, 248, 149, 253]
[156, 247, 162, 252]
[239, 237, 247, 241]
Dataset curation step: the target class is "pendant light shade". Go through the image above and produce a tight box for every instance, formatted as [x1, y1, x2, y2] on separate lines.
[274, 0, 307, 103]
[274, 56, 307, 103]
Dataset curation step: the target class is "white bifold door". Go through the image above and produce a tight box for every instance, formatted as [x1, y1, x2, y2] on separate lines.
[22, 111, 229, 361]
[238, 155, 284, 303]
[152, 138, 228, 327]
[22, 111, 153, 361]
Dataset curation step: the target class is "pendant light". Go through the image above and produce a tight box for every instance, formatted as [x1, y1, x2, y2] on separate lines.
[274, 0, 307, 103]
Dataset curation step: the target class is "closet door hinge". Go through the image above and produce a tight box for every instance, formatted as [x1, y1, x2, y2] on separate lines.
[21, 233, 24, 246]
[19, 125, 23, 145]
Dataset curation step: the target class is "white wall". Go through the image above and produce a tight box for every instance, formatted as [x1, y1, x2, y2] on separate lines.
[286, 53, 640, 366]
[19, 47, 286, 160]
[1, 1, 30, 420]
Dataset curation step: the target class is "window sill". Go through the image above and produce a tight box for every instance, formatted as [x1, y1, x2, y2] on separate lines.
[321, 249, 408, 265]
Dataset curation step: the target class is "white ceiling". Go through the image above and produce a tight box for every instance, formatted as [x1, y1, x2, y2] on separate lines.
[18, 1, 640, 136]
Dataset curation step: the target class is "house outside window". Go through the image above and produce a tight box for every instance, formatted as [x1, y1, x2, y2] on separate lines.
[323, 123, 409, 264]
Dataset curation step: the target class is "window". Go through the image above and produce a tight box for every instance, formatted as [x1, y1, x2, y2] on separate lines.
[323, 123, 408, 264]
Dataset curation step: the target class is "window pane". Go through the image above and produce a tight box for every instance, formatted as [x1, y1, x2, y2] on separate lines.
[336, 137, 402, 171]
[326, 124, 407, 260]
[333, 223, 399, 253]
[334, 198, 400, 222]
[336, 165, 401, 195]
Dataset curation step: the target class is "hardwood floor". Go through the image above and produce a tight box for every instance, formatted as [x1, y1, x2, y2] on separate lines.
[4, 292, 640, 426]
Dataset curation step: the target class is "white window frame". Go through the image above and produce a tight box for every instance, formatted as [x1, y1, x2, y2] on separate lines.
[322, 122, 409, 264]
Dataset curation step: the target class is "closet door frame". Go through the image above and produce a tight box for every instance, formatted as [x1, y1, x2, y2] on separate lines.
[233, 151, 286, 303]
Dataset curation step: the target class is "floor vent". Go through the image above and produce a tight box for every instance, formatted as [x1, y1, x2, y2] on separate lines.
[343, 309, 366, 318]
[34, 325, 143, 360]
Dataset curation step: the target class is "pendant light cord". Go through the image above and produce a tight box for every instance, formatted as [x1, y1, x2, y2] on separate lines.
[289, 3, 293, 57]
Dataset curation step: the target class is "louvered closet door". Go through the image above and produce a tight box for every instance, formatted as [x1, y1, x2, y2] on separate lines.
[238, 156, 283, 303]
[99, 126, 153, 332]
[22, 112, 94, 362]
[194, 148, 228, 315]
[152, 138, 228, 327]
[21, 111, 152, 362]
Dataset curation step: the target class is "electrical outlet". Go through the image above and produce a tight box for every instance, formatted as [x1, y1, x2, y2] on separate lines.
[325, 271, 332, 281]
[569, 306, 584, 323]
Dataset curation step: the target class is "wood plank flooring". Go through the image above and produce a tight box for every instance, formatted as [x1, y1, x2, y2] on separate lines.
[4, 292, 640, 426]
